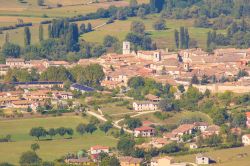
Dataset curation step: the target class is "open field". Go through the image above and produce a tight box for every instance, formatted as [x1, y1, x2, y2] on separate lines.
[136, 111, 213, 125]
[0, 116, 117, 164]
[175, 146, 250, 166]
[0, 18, 106, 46]
[82, 15, 226, 49]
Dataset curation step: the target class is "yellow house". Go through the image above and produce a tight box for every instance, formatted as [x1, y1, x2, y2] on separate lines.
[119, 156, 143, 166]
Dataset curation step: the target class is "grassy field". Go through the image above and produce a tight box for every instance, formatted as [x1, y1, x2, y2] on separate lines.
[136, 111, 213, 125]
[0, 116, 117, 164]
[175, 146, 250, 166]
[0, 18, 107, 46]
[82, 15, 226, 49]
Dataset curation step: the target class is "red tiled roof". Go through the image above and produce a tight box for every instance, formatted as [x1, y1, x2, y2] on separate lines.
[246, 112, 250, 118]
[90, 145, 109, 150]
[135, 126, 155, 131]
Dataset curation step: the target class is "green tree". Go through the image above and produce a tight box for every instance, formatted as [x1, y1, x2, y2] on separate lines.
[103, 35, 118, 47]
[39, 24, 44, 42]
[56, 127, 67, 137]
[124, 116, 142, 130]
[2, 43, 21, 58]
[19, 151, 41, 166]
[31, 143, 40, 152]
[65, 128, 74, 138]
[153, 19, 166, 30]
[99, 121, 113, 134]
[131, 21, 145, 34]
[29, 127, 47, 140]
[87, 23, 92, 32]
[100, 155, 120, 166]
[137, 7, 146, 19]
[24, 27, 31, 46]
[177, 84, 185, 93]
[191, 75, 199, 84]
[76, 123, 86, 135]
[117, 136, 135, 155]
[85, 123, 97, 134]
[174, 29, 179, 49]
[47, 128, 57, 139]
[37, 0, 44, 6]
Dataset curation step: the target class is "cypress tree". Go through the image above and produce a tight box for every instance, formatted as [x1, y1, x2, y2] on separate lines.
[80, 23, 86, 34]
[206, 31, 211, 49]
[24, 27, 31, 46]
[48, 24, 52, 38]
[174, 29, 179, 49]
[184, 28, 189, 49]
[39, 24, 44, 42]
[180, 27, 185, 49]
[87, 23, 92, 32]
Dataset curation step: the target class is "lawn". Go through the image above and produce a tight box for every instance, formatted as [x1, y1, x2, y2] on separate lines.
[136, 111, 213, 125]
[174, 146, 250, 166]
[82, 15, 226, 50]
[0, 116, 117, 164]
[0, 18, 106, 47]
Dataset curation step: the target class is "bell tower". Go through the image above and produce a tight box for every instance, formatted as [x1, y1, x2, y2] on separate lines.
[123, 41, 130, 55]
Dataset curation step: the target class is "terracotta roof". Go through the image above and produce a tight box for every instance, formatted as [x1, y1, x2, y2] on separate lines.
[135, 126, 155, 131]
[119, 156, 143, 164]
[172, 124, 195, 134]
[90, 145, 109, 150]
[246, 112, 250, 118]
[193, 122, 209, 127]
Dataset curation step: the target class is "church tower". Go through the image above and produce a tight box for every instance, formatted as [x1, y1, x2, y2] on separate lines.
[123, 41, 130, 55]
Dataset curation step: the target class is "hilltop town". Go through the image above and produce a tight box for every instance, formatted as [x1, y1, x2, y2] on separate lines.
[2, 0, 250, 166]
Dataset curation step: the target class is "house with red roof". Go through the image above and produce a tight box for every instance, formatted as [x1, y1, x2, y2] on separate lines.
[246, 112, 250, 128]
[89, 145, 109, 161]
[134, 126, 155, 137]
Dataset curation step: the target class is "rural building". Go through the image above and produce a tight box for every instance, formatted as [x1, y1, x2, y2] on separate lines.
[119, 156, 143, 166]
[242, 134, 250, 146]
[150, 138, 170, 148]
[70, 83, 95, 93]
[151, 156, 186, 166]
[145, 94, 161, 102]
[64, 157, 92, 165]
[134, 126, 155, 137]
[196, 154, 210, 165]
[6, 58, 25, 68]
[10, 81, 64, 89]
[189, 143, 198, 149]
[194, 122, 208, 132]
[133, 101, 158, 111]
[0, 64, 9, 76]
[89, 145, 109, 155]
[246, 112, 250, 128]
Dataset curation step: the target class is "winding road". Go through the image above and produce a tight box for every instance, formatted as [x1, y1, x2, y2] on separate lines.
[86, 110, 160, 134]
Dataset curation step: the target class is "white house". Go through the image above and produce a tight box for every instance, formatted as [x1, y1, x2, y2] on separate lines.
[194, 122, 208, 132]
[134, 126, 155, 137]
[133, 101, 158, 111]
[196, 154, 210, 165]
[242, 134, 250, 146]
[89, 145, 109, 155]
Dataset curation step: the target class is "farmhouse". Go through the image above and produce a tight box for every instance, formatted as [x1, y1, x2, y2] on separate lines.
[196, 154, 210, 165]
[134, 126, 155, 137]
[150, 138, 170, 148]
[119, 156, 143, 166]
[89, 145, 109, 155]
[133, 101, 158, 111]
[151, 156, 173, 166]
[64, 157, 92, 165]
[193, 122, 208, 132]
[246, 112, 250, 128]
[6, 58, 25, 68]
[242, 134, 250, 146]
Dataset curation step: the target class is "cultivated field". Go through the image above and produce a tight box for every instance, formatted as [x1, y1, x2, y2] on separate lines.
[0, 115, 117, 164]
[175, 146, 250, 166]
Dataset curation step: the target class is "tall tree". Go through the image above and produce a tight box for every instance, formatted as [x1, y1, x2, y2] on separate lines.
[180, 27, 185, 49]
[39, 24, 44, 42]
[174, 29, 179, 49]
[184, 28, 190, 49]
[24, 27, 31, 46]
